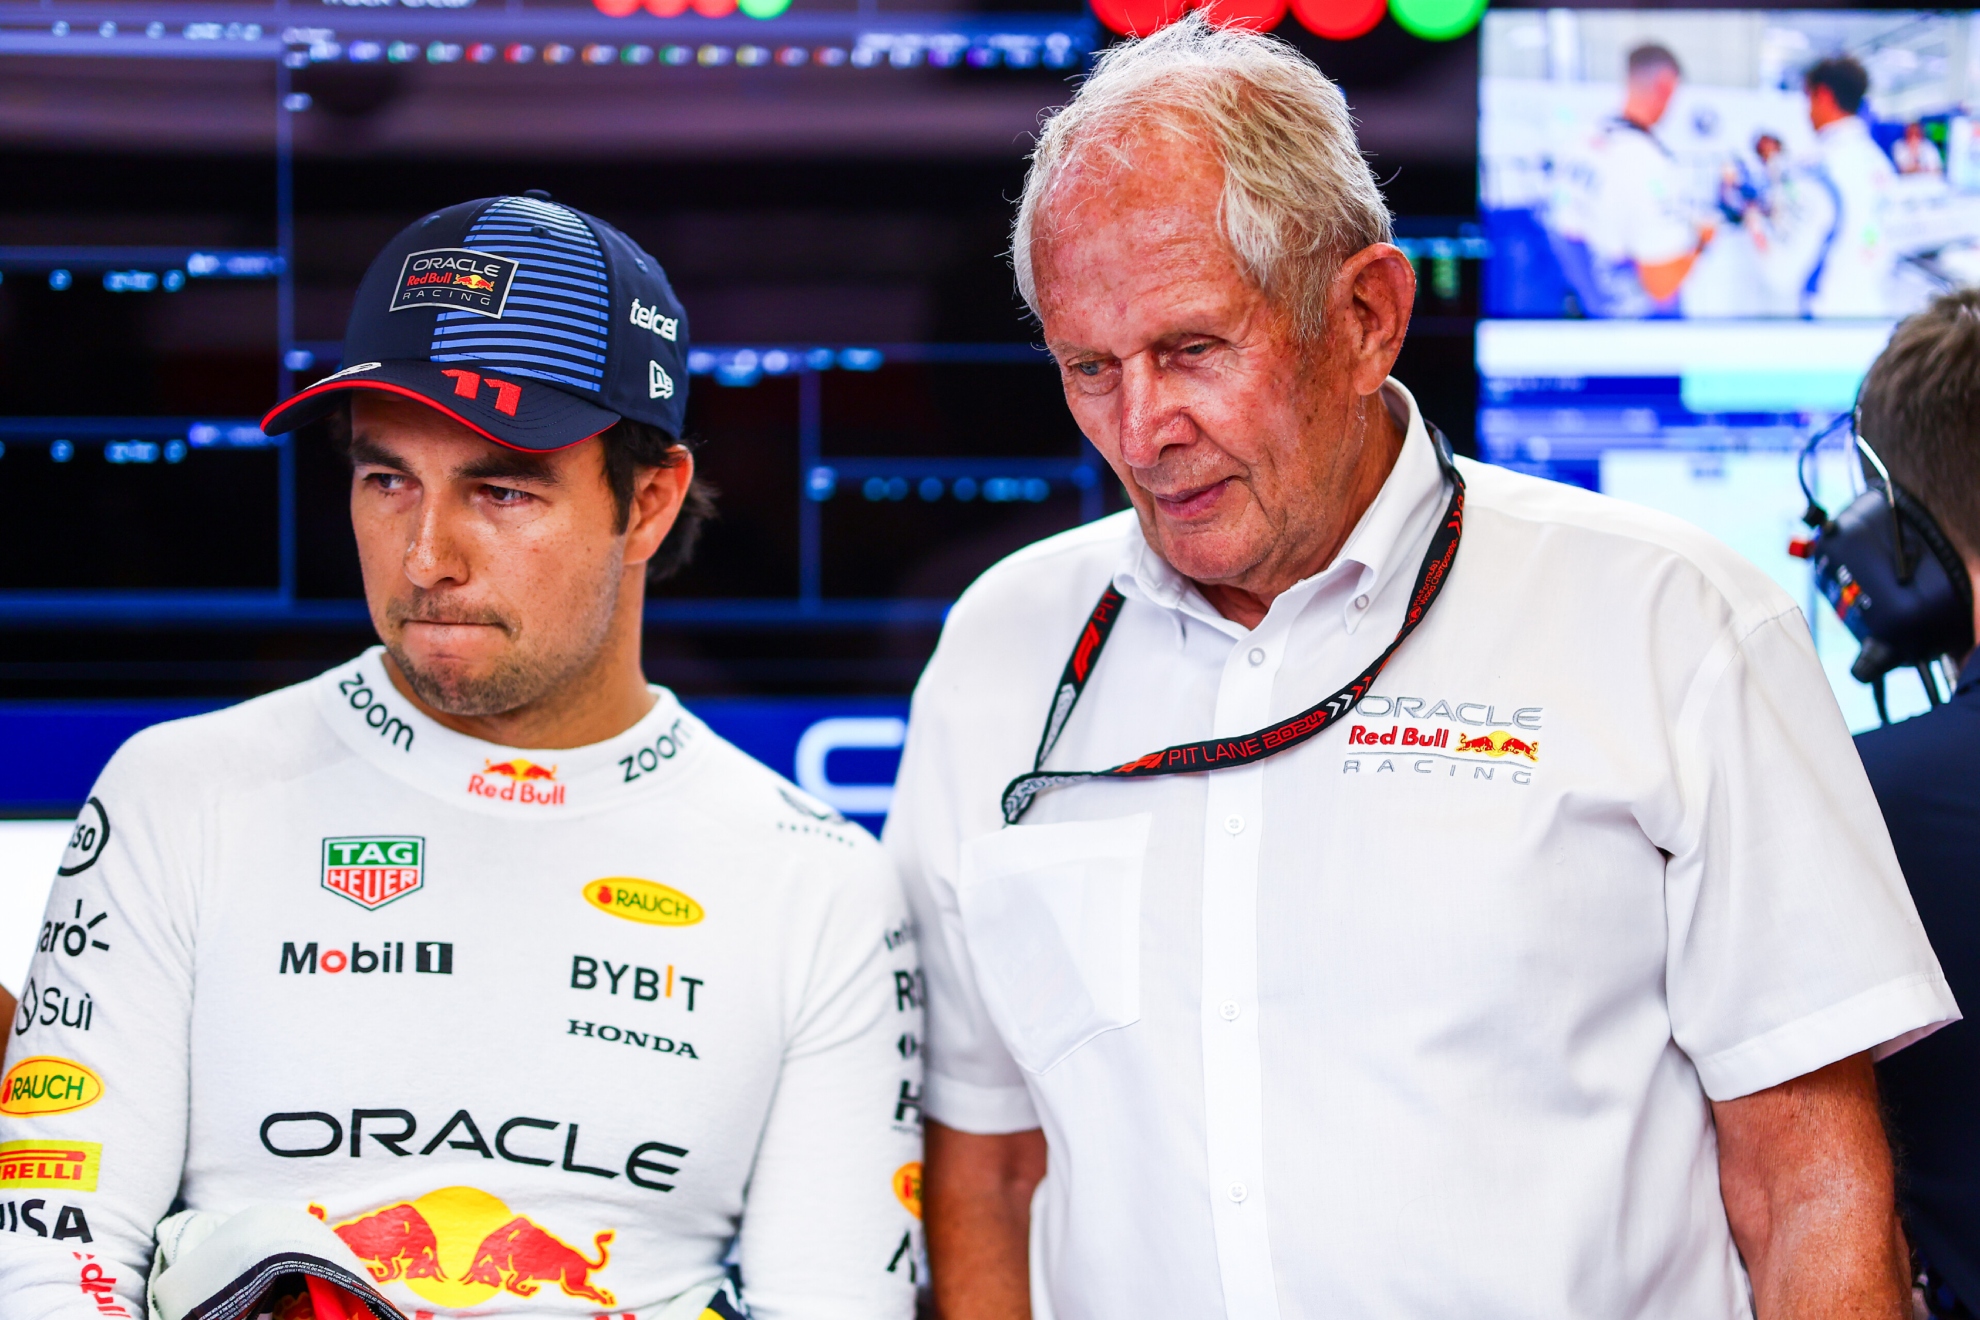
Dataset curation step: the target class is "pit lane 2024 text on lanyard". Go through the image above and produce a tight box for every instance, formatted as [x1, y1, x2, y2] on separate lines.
[1000, 429, 1466, 825]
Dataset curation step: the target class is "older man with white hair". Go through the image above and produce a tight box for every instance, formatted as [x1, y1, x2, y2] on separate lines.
[884, 16, 1956, 1320]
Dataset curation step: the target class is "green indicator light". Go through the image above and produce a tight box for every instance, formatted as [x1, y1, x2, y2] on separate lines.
[738, 0, 791, 17]
[1388, 0, 1485, 41]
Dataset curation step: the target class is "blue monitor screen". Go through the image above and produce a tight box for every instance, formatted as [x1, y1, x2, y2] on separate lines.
[1481, 9, 1980, 320]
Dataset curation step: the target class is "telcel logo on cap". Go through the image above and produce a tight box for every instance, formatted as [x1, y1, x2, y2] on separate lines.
[391, 247, 519, 319]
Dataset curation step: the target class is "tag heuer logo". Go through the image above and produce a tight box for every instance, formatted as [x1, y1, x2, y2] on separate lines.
[322, 836, 425, 910]
[389, 248, 519, 319]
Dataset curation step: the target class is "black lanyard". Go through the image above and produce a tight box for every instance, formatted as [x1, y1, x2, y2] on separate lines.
[1001, 425, 1466, 826]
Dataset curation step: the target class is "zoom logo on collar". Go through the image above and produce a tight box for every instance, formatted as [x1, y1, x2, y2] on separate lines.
[391, 248, 519, 319]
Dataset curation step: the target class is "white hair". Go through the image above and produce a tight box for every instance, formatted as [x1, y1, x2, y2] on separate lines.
[1012, 13, 1392, 340]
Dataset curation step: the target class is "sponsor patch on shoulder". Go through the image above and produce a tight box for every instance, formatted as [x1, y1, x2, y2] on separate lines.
[0, 1139, 102, 1191]
[0, 1057, 104, 1116]
[57, 799, 110, 877]
[778, 786, 844, 824]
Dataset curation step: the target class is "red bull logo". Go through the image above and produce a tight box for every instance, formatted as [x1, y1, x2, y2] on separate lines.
[468, 759, 566, 806]
[456, 273, 497, 292]
[486, 759, 558, 781]
[313, 1187, 615, 1308]
[1453, 731, 1539, 762]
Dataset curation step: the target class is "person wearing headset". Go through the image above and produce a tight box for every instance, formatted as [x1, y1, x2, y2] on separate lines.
[1853, 289, 1980, 1320]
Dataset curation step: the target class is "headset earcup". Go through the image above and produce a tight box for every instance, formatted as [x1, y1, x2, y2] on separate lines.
[1889, 483, 1976, 652]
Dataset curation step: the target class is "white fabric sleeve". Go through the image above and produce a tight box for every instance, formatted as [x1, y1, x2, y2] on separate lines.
[0, 732, 201, 1318]
[1662, 610, 1958, 1102]
[735, 845, 923, 1320]
[884, 693, 1040, 1135]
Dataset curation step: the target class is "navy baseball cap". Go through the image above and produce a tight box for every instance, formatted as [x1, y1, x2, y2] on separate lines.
[262, 193, 689, 452]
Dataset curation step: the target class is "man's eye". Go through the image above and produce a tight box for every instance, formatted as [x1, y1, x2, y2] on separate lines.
[1075, 361, 1105, 377]
[364, 471, 408, 491]
[485, 485, 531, 505]
[1181, 342, 1211, 356]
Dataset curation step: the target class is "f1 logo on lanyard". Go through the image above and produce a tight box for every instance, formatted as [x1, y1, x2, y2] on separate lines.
[1000, 424, 1467, 825]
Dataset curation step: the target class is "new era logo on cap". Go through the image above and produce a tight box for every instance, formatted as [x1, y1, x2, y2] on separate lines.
[391, 248, 519, 319]
[259, 193, 691, 453]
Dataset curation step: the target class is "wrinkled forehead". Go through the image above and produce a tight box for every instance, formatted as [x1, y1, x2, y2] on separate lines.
[1038, 118, 1220, 230]
[1030, 139, 1255, 329]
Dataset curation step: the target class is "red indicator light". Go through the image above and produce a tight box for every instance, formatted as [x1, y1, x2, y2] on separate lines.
[1090, 0, 1187, 36]
[1195, 0, 1287, 31]
[1291, 0, 1383, 39]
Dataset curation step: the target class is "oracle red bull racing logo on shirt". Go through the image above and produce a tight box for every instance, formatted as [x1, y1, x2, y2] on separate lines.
[1341, 694, 1544, 786]
[321, 837, 424, 910]
[313, 1186, 615, 1308]
[469, 759, 566, 806]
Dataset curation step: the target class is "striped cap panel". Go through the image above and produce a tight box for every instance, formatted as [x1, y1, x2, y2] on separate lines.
[429, 197, 610, 394]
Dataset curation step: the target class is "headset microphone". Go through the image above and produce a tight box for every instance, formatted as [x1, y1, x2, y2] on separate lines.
[1790, 410, 1975, 725]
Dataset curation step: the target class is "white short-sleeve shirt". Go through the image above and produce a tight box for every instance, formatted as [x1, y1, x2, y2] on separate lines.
[885, 380, 1956, 1320]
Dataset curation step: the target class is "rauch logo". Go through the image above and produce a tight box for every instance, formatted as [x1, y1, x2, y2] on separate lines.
[582, 878, 702, 927]
[0, 1058, 103, 1117]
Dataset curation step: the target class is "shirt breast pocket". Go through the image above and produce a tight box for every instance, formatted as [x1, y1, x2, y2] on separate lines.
[956, 814, 1148, 1076]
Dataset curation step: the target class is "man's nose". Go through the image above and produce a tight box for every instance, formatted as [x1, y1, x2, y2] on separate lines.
[402, 495, 469, 590]
[1116, 356, 1185, 468]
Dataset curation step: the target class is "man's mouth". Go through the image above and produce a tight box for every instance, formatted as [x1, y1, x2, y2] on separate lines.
[1148, 476, 1234, 520]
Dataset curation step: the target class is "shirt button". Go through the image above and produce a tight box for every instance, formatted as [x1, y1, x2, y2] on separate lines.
[1219, 1000, 1241, 1021]
[1247, 647, 1266, 666]
[1224, 815, 1244, 835]
[1228, 1182, 1249, 1203]
[1354, 594, 1370, 610]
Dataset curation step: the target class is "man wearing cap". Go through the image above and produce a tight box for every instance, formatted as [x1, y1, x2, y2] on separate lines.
[887, 21, 1953, 1320]
[0, 194, 924, 1320]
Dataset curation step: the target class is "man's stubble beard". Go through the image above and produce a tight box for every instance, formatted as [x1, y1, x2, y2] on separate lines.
[382, 558, 624, 720]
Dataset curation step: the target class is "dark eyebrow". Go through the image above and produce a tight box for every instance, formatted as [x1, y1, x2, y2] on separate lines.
[455, 449, 561, 487]
[348, 431, 410, 471]
[348, 429, 561, 488]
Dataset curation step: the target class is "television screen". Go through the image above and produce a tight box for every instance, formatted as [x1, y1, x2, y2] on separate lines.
[1481, 9, 1980, 319]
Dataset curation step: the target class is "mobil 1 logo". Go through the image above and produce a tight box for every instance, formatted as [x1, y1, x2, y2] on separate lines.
[322, 837, 424, 911]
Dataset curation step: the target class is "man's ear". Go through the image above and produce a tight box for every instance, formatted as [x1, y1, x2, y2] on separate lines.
[1330, 243, 1415, 398]
[625, 454, 694, 569]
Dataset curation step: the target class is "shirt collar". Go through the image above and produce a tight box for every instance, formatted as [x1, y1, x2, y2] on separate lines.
[1112, 377, 1447, 640]
[314, 646, 708, 815]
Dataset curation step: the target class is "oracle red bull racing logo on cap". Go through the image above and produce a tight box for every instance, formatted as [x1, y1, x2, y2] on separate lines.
[469, 759, 566, 806]
[321, 837, 424, 910]
[583, 878, 703, 927]
[313, 1187, 615, 1308]
[390, 248, 519, 318]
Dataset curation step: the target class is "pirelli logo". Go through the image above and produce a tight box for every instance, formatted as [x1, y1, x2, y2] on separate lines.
[0, 1140, 101, 1191]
